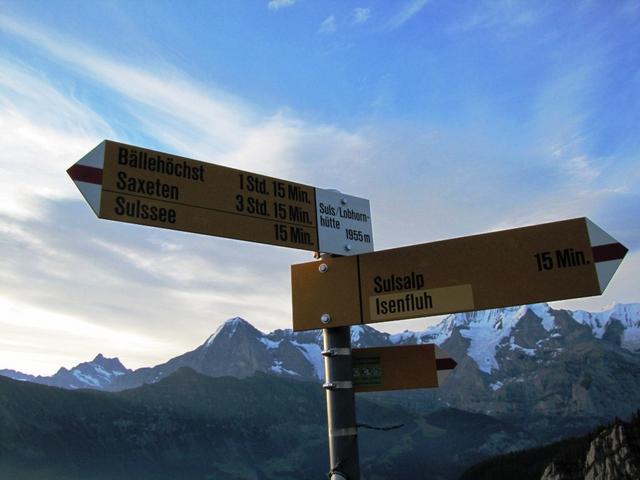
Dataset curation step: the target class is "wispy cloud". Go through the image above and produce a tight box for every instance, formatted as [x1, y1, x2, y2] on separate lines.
[353, 7, 371, 25]
[386, 0, 430, 30]
[318, 15, 337, 34]
[0, 197, 307, 373]
[0, 13, 370, 372]
[450, 0, 538, 33]
[0, 57, 112, 218]
[268, 0, 296, 10]
[0, 15, 252, 156]
[0, 14, 368, 190]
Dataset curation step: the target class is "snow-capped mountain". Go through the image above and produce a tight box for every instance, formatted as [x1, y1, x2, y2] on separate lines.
[419, 303, 640, 437]
[0, 354, 130, 390]
[573, 303, 640, 353]
[0, 369, 35, 382]
[0, 318, 393, 390]
[50, 353, 130, 389]
[390, 303, 640, 373]
[101, 317, 392, 390]
[3, 303, 639, 410]
[111, 317, 321, 390]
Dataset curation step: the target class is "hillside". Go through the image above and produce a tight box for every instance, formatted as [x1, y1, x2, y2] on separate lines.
[0, 369, 531, 480]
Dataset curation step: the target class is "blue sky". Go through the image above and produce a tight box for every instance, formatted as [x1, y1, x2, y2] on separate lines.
[0, 0, 638, 374]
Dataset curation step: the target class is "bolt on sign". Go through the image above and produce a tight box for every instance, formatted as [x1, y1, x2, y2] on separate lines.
[67, 140, 374, 255]
[351, 344, 457, 393]
[291, 218, 628, 331]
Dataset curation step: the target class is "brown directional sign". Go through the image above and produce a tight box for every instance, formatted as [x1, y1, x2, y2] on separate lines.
[352, 344, 456, 393]
[291, 217, 628, 331]
[67, 140, 373, 254]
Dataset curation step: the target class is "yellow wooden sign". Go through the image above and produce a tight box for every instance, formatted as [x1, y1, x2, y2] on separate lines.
[352, 344, 456, 393]
[291, 218, 627, 330]
[68, 140, 373, 254]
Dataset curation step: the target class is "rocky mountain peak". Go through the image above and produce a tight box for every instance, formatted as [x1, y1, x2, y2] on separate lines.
[202, 316, 261, 348]
[573, 303, 640, 353]
[583, 422, 640, 479]
[225, 316, 249, 327]
[427, 303, 557, 374]
[539, 416, 640, 480]
[91, 354, 128, 372]
[350, 324, 390, 347]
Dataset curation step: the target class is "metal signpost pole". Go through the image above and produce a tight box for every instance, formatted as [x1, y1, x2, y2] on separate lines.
[322, 325, 360, 480]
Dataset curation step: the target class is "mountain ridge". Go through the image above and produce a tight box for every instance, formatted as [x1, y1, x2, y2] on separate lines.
[3, 302, 639, 394]
[3, 302, 640, 477]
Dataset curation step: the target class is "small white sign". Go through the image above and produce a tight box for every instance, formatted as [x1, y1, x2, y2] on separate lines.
[315, 188, 374, 256]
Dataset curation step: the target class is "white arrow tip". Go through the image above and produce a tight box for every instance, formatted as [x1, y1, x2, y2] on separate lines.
[595, 260, 624, 293]
[586, 218, 628, 293]
[586, 218, 617, 247]
[67, 141, 106, 216]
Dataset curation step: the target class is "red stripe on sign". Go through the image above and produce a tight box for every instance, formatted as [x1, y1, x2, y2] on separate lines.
[67, 164, 103, 185]
[436, 358, 457, 371]
[592, 243, 628, 263]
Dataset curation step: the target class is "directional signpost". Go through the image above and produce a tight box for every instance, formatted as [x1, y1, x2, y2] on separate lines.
[68, 140, 629, 480]
[67, 140, 374, 255]
[352, 344, 457, 393]
[293, 216, 627, 479]
[291, 217, 628, 331]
